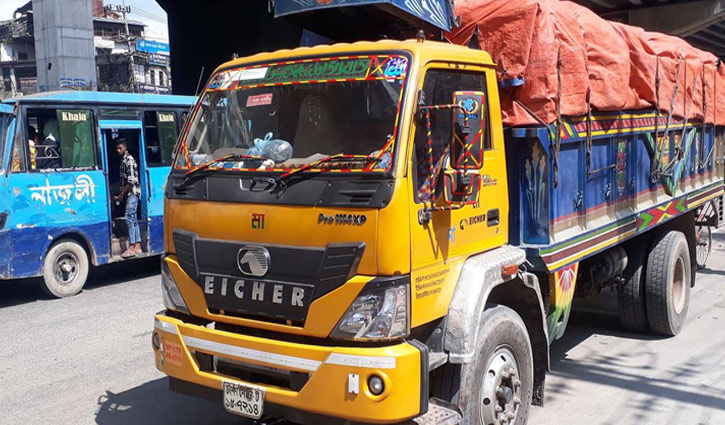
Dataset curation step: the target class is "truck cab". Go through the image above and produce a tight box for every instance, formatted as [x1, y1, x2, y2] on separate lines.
[154, 40, 545, 424]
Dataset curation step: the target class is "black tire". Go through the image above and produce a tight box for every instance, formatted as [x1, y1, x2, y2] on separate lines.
[695, 225, 712, 269]
[40, 239, 89, 298]
[645, 231, 691, 336]
[618, 246, 649, 332]
[451, 305, 533, 425]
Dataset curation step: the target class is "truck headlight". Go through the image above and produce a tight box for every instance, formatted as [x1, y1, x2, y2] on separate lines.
[161, 257, 189, 314]
[331, 278, 409, 341]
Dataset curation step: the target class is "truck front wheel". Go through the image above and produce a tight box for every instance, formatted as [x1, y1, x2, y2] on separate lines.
[645, 230, 691, 336]
[453, 305, 533, 425]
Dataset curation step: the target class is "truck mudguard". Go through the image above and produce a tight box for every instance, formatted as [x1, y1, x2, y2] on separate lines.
[445, 245, 536, 362]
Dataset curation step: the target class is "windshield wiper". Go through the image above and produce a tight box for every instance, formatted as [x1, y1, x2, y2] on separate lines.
[174, 153, 267, 190]
[276, 154, 381, 187]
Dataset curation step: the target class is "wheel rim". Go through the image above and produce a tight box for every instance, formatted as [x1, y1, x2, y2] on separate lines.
[696, 226, 711, 267]
[54, 252, 79, 285]
[672, 255, 686, 314]
[480, 346, 521, 425]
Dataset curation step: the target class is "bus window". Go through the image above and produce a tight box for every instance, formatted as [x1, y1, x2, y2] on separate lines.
[0, 112, 12, 172]
[100, 109, 140, 120]
[144, 111, 178, 166]
[11, 131, 27, 173]
[27, 109, 97, 171]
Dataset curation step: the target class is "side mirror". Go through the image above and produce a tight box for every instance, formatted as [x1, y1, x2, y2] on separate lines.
[450, 91, 485, 170]
[416, 91, 486, 221]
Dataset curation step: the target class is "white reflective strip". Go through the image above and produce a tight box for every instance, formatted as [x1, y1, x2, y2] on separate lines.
[182, 335, 321, 372]
[154, 319, 178, 335]
[325, 353, 396, 369]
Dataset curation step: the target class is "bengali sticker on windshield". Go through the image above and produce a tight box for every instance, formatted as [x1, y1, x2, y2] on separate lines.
[232, 55, 408, 87]
[246, 93, 273, 107]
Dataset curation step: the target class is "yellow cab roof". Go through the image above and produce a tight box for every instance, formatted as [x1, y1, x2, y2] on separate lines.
[213, 39, 495, 74]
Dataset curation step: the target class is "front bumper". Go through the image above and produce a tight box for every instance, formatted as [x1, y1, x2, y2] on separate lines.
[153, 313, 426, 424]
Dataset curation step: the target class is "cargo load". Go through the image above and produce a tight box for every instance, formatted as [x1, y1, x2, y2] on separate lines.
[448, 0, 725, 126]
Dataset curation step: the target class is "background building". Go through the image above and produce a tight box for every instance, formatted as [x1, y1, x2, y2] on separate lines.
[0, 0, 171, 98]
[0, 2, 36, 96]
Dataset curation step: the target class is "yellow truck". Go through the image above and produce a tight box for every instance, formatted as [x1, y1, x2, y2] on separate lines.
[152, 35, 723, 424]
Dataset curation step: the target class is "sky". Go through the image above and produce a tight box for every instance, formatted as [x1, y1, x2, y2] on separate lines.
[0, 0, 168, 42]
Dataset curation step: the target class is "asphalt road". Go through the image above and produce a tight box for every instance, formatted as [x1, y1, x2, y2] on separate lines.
[1, 231, 724, 425]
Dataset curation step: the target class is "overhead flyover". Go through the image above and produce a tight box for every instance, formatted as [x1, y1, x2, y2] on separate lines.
[575, 0, 725, 59]
[158, 0, 723, 95]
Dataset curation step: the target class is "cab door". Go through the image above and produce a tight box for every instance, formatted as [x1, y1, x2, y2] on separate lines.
[99, 119, 151, 256]
[407, 64, 508, 327]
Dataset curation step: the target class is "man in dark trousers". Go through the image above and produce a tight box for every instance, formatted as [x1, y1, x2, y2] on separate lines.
[114, 138, 142, 258]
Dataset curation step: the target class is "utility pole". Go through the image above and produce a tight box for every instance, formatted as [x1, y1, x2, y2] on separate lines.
[105, 3, 136, 92]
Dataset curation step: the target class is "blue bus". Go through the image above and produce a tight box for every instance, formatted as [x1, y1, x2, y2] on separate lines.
[0, 91, 195, 297]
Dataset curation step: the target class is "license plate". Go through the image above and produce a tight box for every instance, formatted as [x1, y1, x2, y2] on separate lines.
[222, 379, 265, 419]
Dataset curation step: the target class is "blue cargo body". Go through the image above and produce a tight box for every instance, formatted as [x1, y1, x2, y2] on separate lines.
[0, 91, 195, 282]
[506, 110, 724, 273]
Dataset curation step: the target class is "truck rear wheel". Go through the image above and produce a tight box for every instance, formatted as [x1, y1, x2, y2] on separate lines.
[452, 305, 533, 425]
[40, 239, 89, 298]
[645, 231, 691, 336]
[617, 247, 648, 332]
[695, 224, 712, 269]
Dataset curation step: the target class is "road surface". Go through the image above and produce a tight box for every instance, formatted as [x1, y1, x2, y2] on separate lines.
[1, 232, 725, 424]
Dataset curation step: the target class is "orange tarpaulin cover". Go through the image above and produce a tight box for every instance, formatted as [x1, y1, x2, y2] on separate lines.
[447, 0, 725, 126]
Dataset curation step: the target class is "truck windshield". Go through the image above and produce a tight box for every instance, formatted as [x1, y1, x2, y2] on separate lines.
[175, 54, 409, 173]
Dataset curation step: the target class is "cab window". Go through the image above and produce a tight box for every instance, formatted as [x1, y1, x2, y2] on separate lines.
[144, 111, 178, 166]
[413, 69, 490, 201]
[26, 108, 97, 171]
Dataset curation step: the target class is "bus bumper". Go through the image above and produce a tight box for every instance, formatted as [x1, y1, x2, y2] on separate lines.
[153, 313, 427, 424]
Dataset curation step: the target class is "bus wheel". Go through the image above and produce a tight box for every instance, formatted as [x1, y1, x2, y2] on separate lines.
[40, 240, 89, 298]
[454, 305, 533, 425]
[617, 246, 649, 332]
[645, 231, 691, 336]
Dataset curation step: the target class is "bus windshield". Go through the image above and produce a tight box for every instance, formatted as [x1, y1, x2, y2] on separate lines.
[176, 54, 409, 173]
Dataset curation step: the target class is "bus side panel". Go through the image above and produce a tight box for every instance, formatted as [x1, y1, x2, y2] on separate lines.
[146, 165, 169, 254]
[4, 170, 110, 278]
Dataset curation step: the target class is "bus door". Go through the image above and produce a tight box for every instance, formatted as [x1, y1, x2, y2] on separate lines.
[4, 107, 110, 276]
[98, 120, 151, 258]
[142, 110, 180, 255]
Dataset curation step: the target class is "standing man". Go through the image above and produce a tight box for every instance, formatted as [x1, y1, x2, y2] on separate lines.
[114, 138, 142, 258]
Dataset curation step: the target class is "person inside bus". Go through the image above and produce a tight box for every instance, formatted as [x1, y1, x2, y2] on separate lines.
[36, 119, 61, 169]
[114, 138, 142, 258]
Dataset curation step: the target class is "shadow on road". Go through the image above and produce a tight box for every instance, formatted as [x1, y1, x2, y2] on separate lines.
[545, 310, 725, 421]
[85, 255, 160, 290]
[95, 377, 246, 425]
[0, 256, 160, 308]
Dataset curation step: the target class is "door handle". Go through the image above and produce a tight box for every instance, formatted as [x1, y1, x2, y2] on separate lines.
[487, 209, 499, 226]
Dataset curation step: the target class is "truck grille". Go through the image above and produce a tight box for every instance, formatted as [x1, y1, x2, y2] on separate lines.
[172, 229, 364, 324]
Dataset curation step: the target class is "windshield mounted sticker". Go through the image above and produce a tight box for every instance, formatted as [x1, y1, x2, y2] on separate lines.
[238, 67, 268, 81]
[246, 93, 273, 107]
